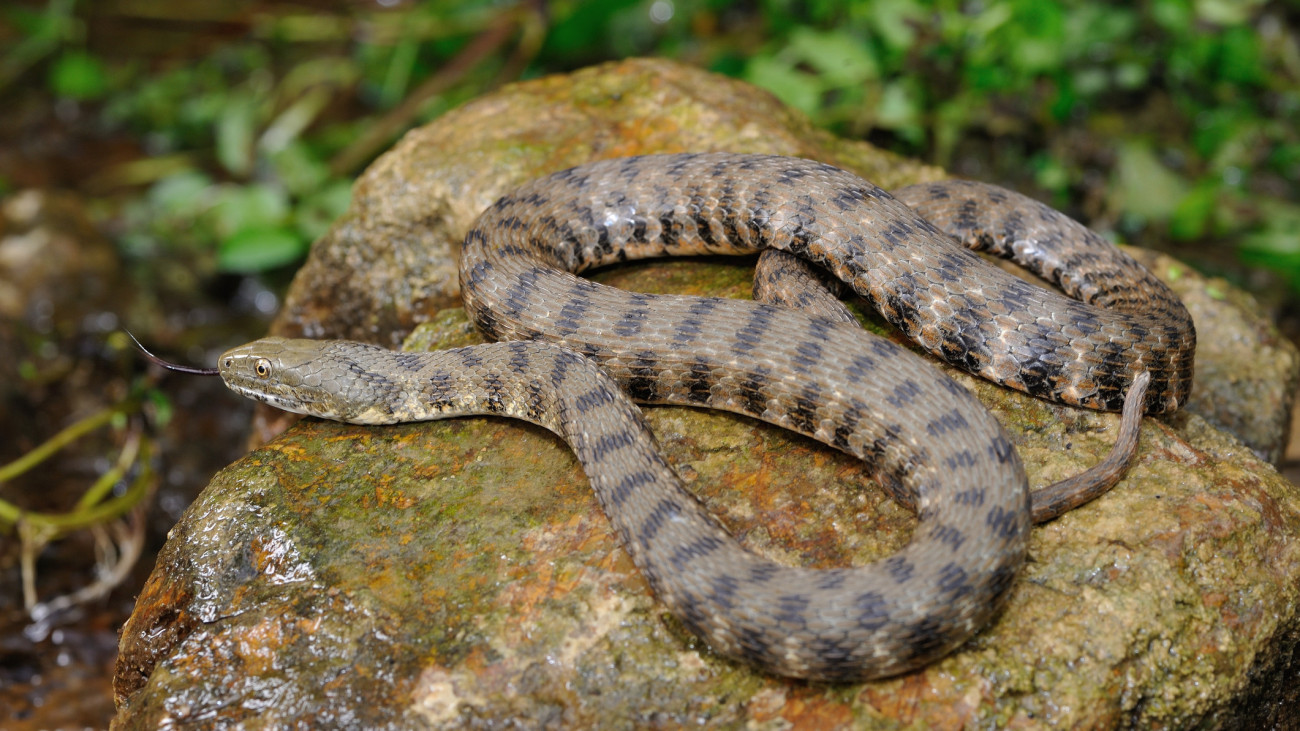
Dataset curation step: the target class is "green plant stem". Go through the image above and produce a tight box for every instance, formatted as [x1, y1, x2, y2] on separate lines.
[6, 436, 153, 534]
[0, 404, 126, 486]
[0, 399, 152, 534]
[75, 428, 142, 511]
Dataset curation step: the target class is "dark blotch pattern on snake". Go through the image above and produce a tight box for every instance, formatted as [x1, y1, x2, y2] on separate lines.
[219, 153, 1194, 682]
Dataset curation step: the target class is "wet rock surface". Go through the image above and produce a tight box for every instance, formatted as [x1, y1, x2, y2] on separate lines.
[114, 59, 1300, 729]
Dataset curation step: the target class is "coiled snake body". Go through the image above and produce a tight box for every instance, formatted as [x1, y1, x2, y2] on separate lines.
[217, 154, 1194, 681]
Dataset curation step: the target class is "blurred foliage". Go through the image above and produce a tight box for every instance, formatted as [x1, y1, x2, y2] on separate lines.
[99, 41, 362, 273]
[0, 0, 1296, 288]
[732, 0, 1299, 282]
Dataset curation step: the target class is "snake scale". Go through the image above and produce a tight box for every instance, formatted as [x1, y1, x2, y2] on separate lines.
[215, 153, 1195, 682]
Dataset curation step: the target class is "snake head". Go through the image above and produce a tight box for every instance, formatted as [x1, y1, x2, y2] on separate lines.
[218, 336, 401, 424]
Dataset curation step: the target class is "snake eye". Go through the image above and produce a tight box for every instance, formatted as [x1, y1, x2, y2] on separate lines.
[254, 358, 272, 378]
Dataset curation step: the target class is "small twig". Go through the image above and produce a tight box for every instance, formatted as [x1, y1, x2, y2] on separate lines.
[29, 507, 147, 618]
[492, 1, 546, 87]
[19, 519, 56, 612]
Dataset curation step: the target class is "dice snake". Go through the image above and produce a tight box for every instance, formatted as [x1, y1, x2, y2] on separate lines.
[207, 153, 1193, 681]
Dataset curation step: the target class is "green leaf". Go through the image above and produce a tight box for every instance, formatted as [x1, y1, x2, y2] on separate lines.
[1013, 37, 1064, 74]
[380, 37, 418, 108]
[788, 28, 877, 86]
[1072, 67, 1108, 96]
[1005, 0, 1065, 72]
[1151, 0, 1192, 33]
[48, 51, 107, 100]
[543, 0, 641, 56]
[148, 171, 215, 219]
[216, 96, 257, 177]
[1115, 62, 1147, 89]
[210, 183, 290, 240]
[1215, 25, 1263, 85]
[967, 2, 1013, 39]
[743, 55, 821, 116]
[145, 388, 174, 428]
[260, 86, 331, 154]
[6, 0, 76, 78]
[1031, 154, 1070, 194]
[270, 142, 330, 196]
[1191, 107, 1243, 159]
[1236, 199, 1300, 291]
[1194, 0, 1264, 25]
[875, 80, 921, 134]
[1270, 142, 1300, 177]
[217, 227, 306, 273]
[1240, 202, 1300, 255]
[862, 0, 920, 53]
[1168, 181, 1220, 240]
[1110, 141, 1189, 223]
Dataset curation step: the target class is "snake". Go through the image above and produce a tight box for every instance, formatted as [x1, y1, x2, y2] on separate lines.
[197, 153, 1194, 682]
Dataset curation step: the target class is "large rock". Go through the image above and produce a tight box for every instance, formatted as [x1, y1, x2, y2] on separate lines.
[113, 59, 1300, 729]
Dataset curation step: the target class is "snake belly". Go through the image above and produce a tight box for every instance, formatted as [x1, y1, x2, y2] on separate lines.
[221, 153, 1193, 682]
